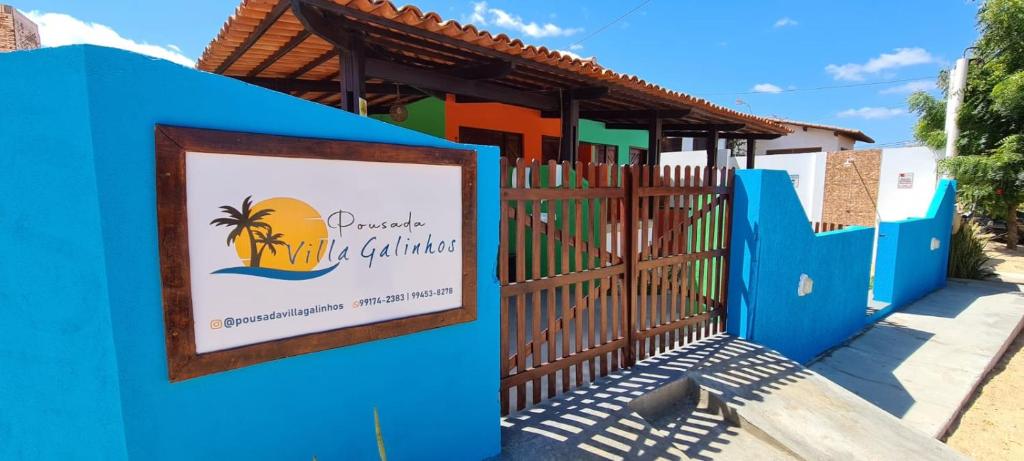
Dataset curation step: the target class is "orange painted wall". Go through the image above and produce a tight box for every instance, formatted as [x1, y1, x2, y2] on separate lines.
[444, 94, 560, 163]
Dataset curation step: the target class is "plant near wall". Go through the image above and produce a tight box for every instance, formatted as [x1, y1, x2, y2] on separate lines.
[948, 220, 993, 279]
[910, 0, 1024, 249]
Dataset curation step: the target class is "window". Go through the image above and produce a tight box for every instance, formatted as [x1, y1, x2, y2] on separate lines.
[765, 147, 823, 155]
[458, 127, 524, 161]
[579, 142, 618, 164]
[541, 136, 561, 162]
[628, 147, 647, 165]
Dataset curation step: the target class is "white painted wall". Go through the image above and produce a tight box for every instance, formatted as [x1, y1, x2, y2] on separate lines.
[876, 146, 941, 221]
[660, 149, 736, 171]
[752, 124, 855, 156]
[741, 151, 828, 221]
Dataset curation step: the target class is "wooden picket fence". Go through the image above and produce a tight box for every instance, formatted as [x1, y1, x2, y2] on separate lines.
[498, 159, 734, 415]
[812, 221, 846, 233]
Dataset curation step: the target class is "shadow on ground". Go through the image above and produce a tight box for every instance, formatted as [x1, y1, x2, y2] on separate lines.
[496, 336, 810, 460]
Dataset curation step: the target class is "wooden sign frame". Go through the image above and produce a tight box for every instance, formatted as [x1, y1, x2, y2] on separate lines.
[155, 125, 477, 381]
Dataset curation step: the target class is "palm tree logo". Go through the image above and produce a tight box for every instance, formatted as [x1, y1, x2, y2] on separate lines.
[210, 195, 278, 268]
[253, 226, 287, 266]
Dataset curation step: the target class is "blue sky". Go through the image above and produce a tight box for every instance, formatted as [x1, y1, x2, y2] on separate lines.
[16, 0, 981, 146]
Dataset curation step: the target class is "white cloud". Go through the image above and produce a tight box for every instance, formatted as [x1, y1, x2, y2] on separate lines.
[879, 79, 936, 94]
[774, 17, 798, 28]
[23, 11, 194, 67]
[837, 107, 906, 119]
[826, 47, 935, 81]
[569, 44, 583, 51]
[466, 2, 581, 38]
[752, 83, 783, 94]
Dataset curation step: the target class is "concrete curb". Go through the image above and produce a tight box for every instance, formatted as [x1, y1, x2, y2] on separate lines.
[938, 311, 1024, 439]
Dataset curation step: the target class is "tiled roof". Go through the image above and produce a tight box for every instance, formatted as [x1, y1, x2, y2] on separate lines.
[766, 118, 874, 143]
[198, 0, 789, 135]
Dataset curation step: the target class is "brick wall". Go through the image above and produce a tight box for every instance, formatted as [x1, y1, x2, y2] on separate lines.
[821, 149, 882, 227]
[0, 6, 15, 51]
[1, 5, 39, 52]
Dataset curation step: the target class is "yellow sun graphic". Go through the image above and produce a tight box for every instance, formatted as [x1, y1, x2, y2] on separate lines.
[233, 197, 328, 271]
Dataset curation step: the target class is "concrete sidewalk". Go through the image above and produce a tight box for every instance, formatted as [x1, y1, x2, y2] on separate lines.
[497, 336, 962, 460]
[810, 278, 1024, 438]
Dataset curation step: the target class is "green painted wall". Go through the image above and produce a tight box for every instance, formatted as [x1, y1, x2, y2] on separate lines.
[371, 96, 446, 138]
[373, 102, 646, 166]
[578, 118, 649, 164]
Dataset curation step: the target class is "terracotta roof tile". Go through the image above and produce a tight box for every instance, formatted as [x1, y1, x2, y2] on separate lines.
[198, 0, 789, 134]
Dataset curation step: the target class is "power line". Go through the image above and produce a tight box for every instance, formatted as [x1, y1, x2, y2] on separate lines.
[570, 0, 655, 48]
[697, 76, 935, 97]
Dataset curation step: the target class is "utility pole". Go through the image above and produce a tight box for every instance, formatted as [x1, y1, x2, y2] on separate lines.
[944, 56, 969, 158]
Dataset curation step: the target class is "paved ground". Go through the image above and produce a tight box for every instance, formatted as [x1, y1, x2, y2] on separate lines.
[497, 335, 961, 460]
[984, 241, 1024, 283]
[810, 279, 1024, 438]
[946, 328, 1024, 460]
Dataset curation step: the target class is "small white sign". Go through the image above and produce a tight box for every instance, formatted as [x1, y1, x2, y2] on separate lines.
[185, 152, 464, 353]
[897, 172, 914, 189]
[790, 174, 800, 188]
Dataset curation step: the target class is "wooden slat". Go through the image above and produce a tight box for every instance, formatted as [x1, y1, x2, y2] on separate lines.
[499, 157, 510, 415]
[544, 160, 558, 398]
[638, 185, 731, 196]
[529, 160, 542, 404]
[514, 158, 527, 410]
[501, 187, 624, 200]
[573, 161, 584, 387]
[501, 338, 627, 389]
[560, 162, 572, 392]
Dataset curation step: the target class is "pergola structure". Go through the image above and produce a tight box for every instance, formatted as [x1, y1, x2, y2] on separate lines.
[198, 0, 788, 167]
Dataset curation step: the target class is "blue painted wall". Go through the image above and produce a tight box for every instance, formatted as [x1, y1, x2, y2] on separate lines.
[872, 180, 956, 314]
[727, 170, 874, 363]
[0, 46, 500, 461]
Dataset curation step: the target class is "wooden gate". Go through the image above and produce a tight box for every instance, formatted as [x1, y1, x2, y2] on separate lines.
[498, 159, 734, 415]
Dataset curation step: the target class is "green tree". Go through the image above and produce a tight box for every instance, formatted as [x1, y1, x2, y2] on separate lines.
[210, 196, 274, 267]
[910, 0, 1024, 248]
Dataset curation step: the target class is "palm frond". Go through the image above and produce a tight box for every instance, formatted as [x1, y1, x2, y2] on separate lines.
[250, 208, 275, 221]
[210, 217, 240, 227]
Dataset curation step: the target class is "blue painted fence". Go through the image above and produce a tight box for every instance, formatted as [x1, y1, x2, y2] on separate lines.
[727, 170, 875, 363]
[0, 46, 500, 461]
[871, 179, 956, 319]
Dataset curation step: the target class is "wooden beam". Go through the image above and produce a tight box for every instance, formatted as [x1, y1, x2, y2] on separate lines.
[293, 1, 560, 112]
[457, 60, 515, 80]
[577, 109, 691, 120]
[247, 30, 312, 77]
[567, 87, 609, 100]
[364, 58, 558, 111]
[237, 77, 423, 96]
[705, 129, 719, 167]
[663, 131, 782, 140]
[606, 122, 745, 131]
[648, 116, 663, 166]
[560, 91, 580, 162]
[216, 0, 292, 73]
[746, 138, 756, 169]
[338, 40, 366, 113]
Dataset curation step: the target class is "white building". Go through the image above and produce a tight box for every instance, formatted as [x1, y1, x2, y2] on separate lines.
[752, 118, 874, 155]
[673, 118, 874, 157]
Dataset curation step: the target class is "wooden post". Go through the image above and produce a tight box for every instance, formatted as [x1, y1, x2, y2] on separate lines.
[559, 92, 579, 162]
[337, 38, 365, 113]
[647, 116, 662, 166]
[746, 138, 756, 169]
[622, 166, 637, 367]
[705, 129, 719, 167]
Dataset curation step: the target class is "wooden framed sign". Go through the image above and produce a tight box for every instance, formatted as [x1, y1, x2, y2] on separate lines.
[156, 125, 477, 381]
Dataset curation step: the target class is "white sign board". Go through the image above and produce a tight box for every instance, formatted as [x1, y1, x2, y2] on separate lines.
[185, 152, 464, 353]
[897, 172, 914, 189]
